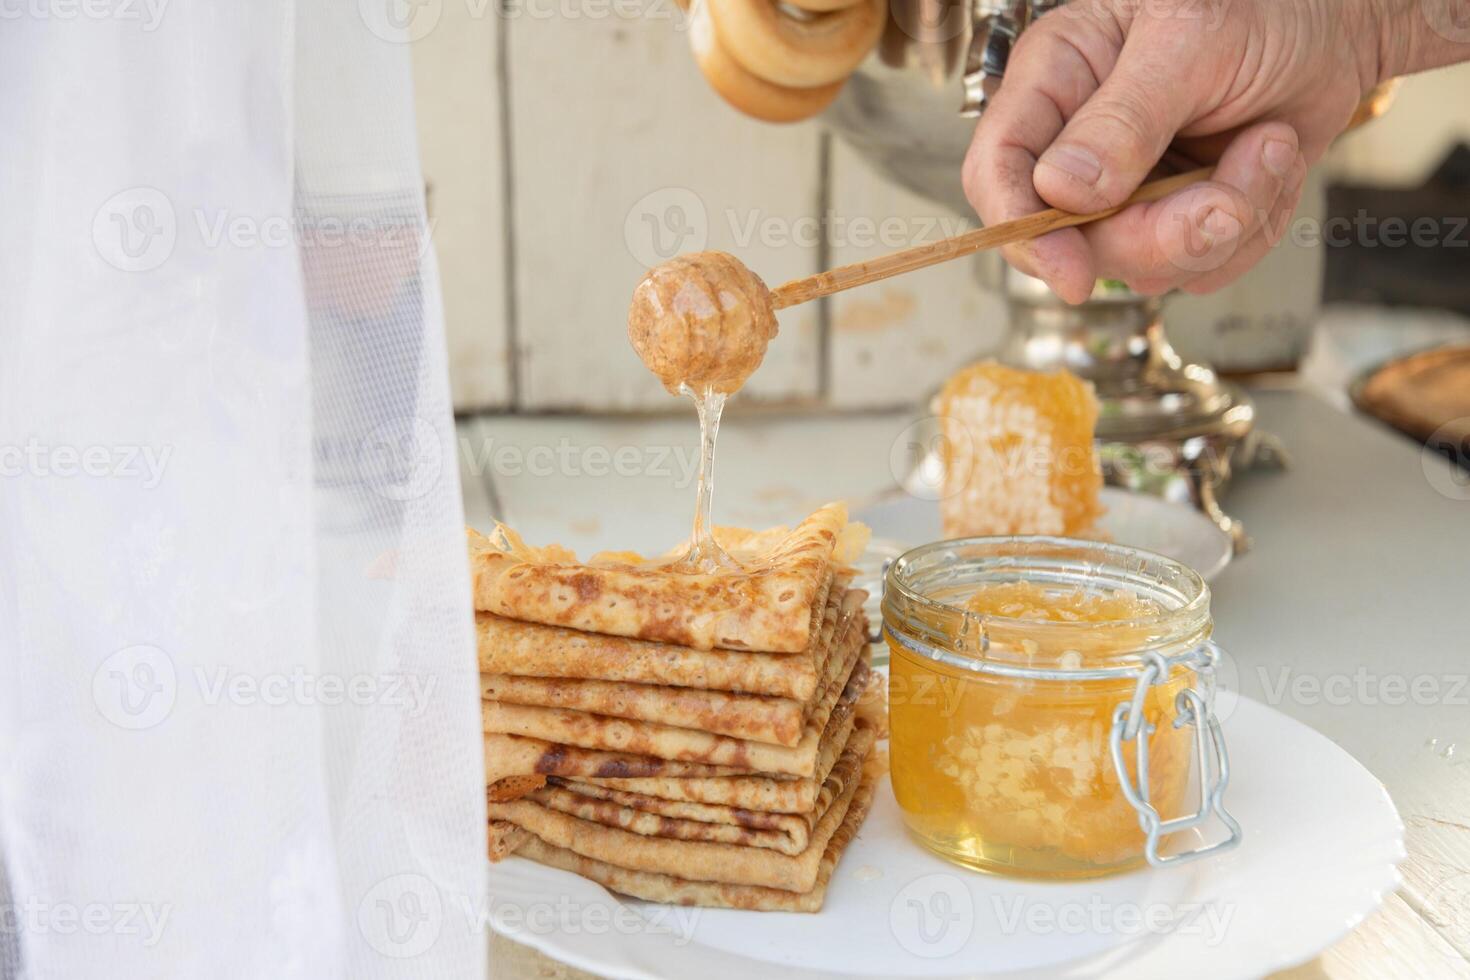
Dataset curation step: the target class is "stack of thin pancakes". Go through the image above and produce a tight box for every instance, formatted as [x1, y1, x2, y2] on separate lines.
[471, 502, 884, 912]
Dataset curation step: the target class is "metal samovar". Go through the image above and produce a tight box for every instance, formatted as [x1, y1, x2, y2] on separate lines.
[822, 0, 1303, 551]
[1000, 271, 1279, 552]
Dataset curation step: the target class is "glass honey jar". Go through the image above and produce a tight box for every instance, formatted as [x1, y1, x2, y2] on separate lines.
[883, 537, 1241, 879]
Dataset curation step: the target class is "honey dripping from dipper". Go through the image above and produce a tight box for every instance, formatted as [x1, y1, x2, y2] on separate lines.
[627, 251, 779, 572]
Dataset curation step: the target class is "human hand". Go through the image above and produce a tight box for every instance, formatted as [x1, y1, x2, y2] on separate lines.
[962, 0, 1391, 302]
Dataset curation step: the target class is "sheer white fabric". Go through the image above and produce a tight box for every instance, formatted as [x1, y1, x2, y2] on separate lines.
[0, 3, 485, 977]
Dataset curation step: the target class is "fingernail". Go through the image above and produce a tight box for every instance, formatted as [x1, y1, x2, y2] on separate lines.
[1199, 207, 1243, 244]
[1038, 144, 1102, 186]
[1262, 138, 1296, 179]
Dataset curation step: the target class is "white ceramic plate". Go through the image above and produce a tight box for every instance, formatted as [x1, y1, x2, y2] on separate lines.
[852, 485, 1235, 582]
[488, 696, 1403, 979]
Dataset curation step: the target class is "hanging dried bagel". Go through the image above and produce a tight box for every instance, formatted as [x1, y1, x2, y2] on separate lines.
[683, 0, 887, 122]
[690, 0, 847, 123]
[708, 0, 887, 88]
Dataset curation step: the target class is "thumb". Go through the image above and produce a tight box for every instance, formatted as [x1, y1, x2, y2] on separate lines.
[1032, 43, 1199, 214]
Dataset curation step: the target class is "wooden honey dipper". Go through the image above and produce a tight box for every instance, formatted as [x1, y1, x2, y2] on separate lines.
[769, 165, 1211, 308]
[628, 79, 1401, 393]
[628, 166, 1212, 395]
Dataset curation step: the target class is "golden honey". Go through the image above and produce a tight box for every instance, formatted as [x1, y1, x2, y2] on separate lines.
[883, 538, 1212, 879]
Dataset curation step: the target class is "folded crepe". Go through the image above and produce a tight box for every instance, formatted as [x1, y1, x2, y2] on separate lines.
[577, 697, 854, 810]
[485, 656, 888, 800]
[468, 503, 869, 652]
[480, 591, 866, 747]
[484, 732, 749, 785]
[534, 725, 876, 856]
[491, 731, 869, 892]
[482, 649, 870, 778]
[477, 581, 859, 703]
[479, 613, 817, 701]
[487, 820, 529, 862]
[509, 758, 882, 911]
[483, 673, 804, 747]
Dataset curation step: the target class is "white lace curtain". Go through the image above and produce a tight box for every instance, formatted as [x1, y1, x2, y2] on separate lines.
[0, 3, 485, 977]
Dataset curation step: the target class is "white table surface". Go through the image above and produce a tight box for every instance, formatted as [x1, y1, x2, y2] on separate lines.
[462, 375, 1470, 978]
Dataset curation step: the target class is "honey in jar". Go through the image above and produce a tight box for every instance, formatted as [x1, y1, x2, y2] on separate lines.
[883, 537, 1221, 879]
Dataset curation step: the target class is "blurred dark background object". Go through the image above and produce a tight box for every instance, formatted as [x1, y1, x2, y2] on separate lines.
[1323, 144, 1470, 316]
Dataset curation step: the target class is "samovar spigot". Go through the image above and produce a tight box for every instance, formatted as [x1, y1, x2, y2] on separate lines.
[961, 0, 1064, 117]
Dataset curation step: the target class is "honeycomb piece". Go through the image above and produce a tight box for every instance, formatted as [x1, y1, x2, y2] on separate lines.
[935, 361, 1103, 538]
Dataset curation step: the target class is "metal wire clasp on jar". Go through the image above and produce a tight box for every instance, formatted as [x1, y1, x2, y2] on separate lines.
[882, 536, 1242, 879]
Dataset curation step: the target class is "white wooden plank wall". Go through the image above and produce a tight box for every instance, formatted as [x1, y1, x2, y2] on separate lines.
[503, 9, 822, 409]
[826, 140, 1008, 409]
[410, 12, 1470, 414]
[412, 0, 512, 411]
